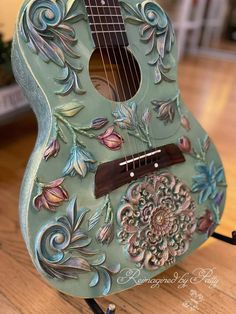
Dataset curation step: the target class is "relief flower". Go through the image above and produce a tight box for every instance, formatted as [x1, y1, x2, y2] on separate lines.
[197, 210, 215, 237]
[112, 101, 152, 148]
[214, 191, 224, 207]
[96, 223, 114, 245]
[34, 178, 68, 212]
[192, 161, 225, 204]
[181, 115, 191, 131]
[43, 138, 60, 160]
[178, 136, 192, 153]
[181, 135, 211, 162]
[90, 117, 109, 130]
[112, 102, 137, 130]
[152, 99, 176, 124]
[98, 126, 124, 150]
[202, 136, 211, 153]
[63, 146, 96, 178]
[142, 108, 152, 125]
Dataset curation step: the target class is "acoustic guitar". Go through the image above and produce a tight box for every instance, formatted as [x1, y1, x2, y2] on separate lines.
[12, 0, 227, 298]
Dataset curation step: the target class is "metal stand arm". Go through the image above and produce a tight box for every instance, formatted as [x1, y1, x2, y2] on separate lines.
[85, 299, 116, 314]
[211, 231, 236, 245]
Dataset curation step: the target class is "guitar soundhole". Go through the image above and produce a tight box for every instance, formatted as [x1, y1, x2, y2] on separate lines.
[89, 47, 141, 101]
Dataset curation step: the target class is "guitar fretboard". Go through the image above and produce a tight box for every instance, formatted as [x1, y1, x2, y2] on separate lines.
[84, 0, 129, 47]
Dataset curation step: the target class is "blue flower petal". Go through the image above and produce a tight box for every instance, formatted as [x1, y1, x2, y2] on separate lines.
[192, 174, 207, 183]
[192, 182, 208, 193]
[209, 160, 215, 176]
[201, 186, 212, 204]
[192, 160, 225, 204]
[215, 167, 224, 183]
[63, 146, 96, 178]
[195, 163, 209, 174]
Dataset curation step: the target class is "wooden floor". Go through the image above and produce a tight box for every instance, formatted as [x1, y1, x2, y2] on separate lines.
[0, 55, 236, 313]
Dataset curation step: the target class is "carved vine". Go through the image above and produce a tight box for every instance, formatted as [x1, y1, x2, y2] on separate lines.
[43, 102, 123, 180]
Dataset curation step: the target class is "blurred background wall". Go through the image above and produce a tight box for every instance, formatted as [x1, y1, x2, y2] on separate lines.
[0, 0, 22, 41]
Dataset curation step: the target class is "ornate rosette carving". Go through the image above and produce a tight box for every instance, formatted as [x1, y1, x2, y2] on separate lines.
[117, 172, 196, 271]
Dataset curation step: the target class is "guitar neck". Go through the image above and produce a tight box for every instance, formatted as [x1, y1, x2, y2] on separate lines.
[84, 0, 129, 47]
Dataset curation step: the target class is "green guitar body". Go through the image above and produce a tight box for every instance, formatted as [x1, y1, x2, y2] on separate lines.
[12, 0, 227, 298]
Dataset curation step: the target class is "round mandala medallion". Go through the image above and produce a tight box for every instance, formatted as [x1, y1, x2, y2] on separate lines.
[117, 172, 196, 271]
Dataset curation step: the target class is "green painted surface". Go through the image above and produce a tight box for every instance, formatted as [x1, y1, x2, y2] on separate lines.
[12, 0, 226, 298]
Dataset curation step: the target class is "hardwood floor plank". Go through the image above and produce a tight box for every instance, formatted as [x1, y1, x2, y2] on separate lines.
[0, 292, 22, 314]
[0, 250, 87, 314]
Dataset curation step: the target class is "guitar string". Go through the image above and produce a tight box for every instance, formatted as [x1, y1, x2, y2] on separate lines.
[93, 2, 126, 101]
[111, 0, 150, 167]
[87, 0, 113, 102]
[88, 0, 130, 170]
[96, 0, 137, 171]
[110, 0, 139, 92]
[109, 0, 144, 169]
[107, 0, 145, 169]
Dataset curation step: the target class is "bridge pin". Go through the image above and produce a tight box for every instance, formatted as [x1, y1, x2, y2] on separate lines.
[130, 172, 135, 178]
[154, 163, 159, 168]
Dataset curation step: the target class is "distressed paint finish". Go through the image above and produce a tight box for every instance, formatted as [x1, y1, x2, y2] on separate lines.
[12, 0, 227, 298]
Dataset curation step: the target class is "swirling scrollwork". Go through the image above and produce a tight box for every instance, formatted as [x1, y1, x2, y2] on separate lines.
[20, 0, 86, 95]
[117, 172, 196, 271]
[120, 0, 176, 84]
[36, 197, 120, 295]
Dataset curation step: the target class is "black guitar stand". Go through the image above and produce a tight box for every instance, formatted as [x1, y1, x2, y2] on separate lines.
[85, 299, 116, 314]
[82, 230, 236, 314]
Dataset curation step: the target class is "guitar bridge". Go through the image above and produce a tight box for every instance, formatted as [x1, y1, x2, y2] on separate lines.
[94, 144, 185, 198]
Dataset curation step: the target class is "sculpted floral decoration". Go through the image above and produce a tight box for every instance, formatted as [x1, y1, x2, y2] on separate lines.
[88, 195, 115, 245]
[117, 172, 196, 270]
[120, 0, 175, 84]
[36, 197, 120, 295]
[43, 102, 123, 179]
[20, 0, 86, 95]
[197, 209, 215, 237]
[176, 130, 226, 237]
[152, 93, 191, 132]
[192, 161, 225, 205]
[34, 178, 68, 212]
[113, 101, 152, 148]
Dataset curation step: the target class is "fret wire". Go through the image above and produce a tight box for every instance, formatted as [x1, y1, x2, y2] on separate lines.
[90, 24, 125, 32]
[91, 30, 126, 33]
[86, 7, 122, 15]
[91, 22, 124, 25]
[87, 14, 123, 17]
[85, 5, 120, 8]
[84, 0, 120, 5]
[85, 0, 129, 47]
[87, 16, 125, 25]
